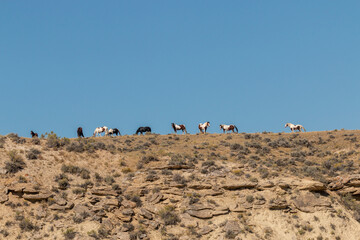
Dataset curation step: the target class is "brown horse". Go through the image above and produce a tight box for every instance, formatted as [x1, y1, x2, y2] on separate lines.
[30, 131, 38, 138]
[77, 127, 84, 138]
[171, 123, 187, 134]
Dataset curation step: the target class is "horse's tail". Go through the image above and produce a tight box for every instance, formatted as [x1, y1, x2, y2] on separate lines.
[302, 126, 306, 132]
[234, 125, 238, 133]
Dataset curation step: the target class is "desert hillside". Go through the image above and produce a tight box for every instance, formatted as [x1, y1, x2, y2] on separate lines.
[1, 130, 360, 240]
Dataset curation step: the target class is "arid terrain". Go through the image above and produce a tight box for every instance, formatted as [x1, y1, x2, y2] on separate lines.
[1, 130, 360, 240]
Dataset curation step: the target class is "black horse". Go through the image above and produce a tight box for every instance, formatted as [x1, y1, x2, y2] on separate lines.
[77, 127, 84, 138]
[30, 131, 38, 138]
[136, 126, 151, 135]
[109, 128, 121, 136]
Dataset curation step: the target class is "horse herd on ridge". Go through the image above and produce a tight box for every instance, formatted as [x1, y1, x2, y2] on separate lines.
[29, 122, 306, 139]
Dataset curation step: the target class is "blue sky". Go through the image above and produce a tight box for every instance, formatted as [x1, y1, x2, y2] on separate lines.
[1, 1, 360, 137]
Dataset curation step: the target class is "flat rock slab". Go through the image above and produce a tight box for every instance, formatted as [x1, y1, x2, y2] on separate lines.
[222, 182, 257, 190]
[188, 183, 212, 190]
[49, 202, 74, 211]
[298, 180, 326, 191]
[23, 192, 53, 201]
[187, 210, 213, 219]
[91, 188, 119, 196]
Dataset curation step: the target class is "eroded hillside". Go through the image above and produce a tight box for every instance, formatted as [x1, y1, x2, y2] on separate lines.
[1, 130, 360, 240]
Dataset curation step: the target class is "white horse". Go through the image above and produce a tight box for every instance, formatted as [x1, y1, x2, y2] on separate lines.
[285, 123, 306, 132]
[93, 126, 109, 137]
[198, 122, 210, 133]
[220, 124, 238, 133]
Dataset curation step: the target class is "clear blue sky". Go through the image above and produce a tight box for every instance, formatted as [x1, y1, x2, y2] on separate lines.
[1, 1, 360, 137]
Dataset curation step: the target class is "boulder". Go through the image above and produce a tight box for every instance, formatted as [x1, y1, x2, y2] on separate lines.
[292, 191, 331, 213]
[269, 198, 289, 210]
[122, 199, 136, 209]
[147, 192, 164, 204]
[223, 220, 241, 235]
[298, 180, 326, 191]
[139, 208, 153, 220]
[198, 226, 213, 235]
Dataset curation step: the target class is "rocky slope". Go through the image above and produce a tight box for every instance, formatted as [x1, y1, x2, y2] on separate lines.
[1, 130, 360, 240]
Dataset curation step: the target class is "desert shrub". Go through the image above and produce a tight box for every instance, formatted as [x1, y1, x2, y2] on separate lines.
[0, 136, 6, 148]
[169, 154, 187, 166]
[72, 188, 86, 195]
[230, 143, 243, 151]
[129, 195, 142, 207]
[225, 230, 238, 239]
[63, 228, 76, 240]
[268, 138, 292, 148]
[158, 205, 180, 225]
[173, 174, 187, 184]
[341, 194, 360, 222]
[18, 176, 27, 183]
[104, 176, 115, 185]
[202, 160, 215, 167]
[7, 133, 25, 144]
[146, 172, 159, 182]
[245, 141, 262, 149]
[188, 192, 201, 204]
[55, 174, 70, 189]
[19, 219, 37, 232]
[61, 164, 90, 179]
[46, 132, 69, 148]
[258, 167, 269, 179]
[66, 142, 85, 152]
[31, 138, 40, 145]
[246, 195, 254, 203]
[26, 148, 41, 160]
[256, 147, 270, 155]
[5, 150, 26, 174]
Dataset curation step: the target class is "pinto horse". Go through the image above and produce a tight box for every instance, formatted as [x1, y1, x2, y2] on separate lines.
[93, 126, 108, 137]
[136, 126, 151, 135]
[220, 124, 238, 133]
[108, 128, 121, 136]
[77, 127, 84, 138]
[30, 131, 38, 138]
[198, 122, 210, 134]
[285, 123, 306, 132]
[171, 123, 187, 134]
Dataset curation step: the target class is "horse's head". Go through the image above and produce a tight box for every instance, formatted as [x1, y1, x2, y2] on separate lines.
[219, 125, 223, 129]
[285, 123, 289, 128]
[207, 122, 210, 127]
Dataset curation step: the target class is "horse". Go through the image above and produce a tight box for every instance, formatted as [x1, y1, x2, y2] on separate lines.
[77, 127, 84, 138]
[171, 123, 187, 134]
[30, 131, 38, 138]
[285, 123, 306, 132]
[220, 124, 238, 133]
[198, 122, 210, 133]
[136, 126, 151, 135]
[108, 128, 121, 136]
[93, 126, 108, 137]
